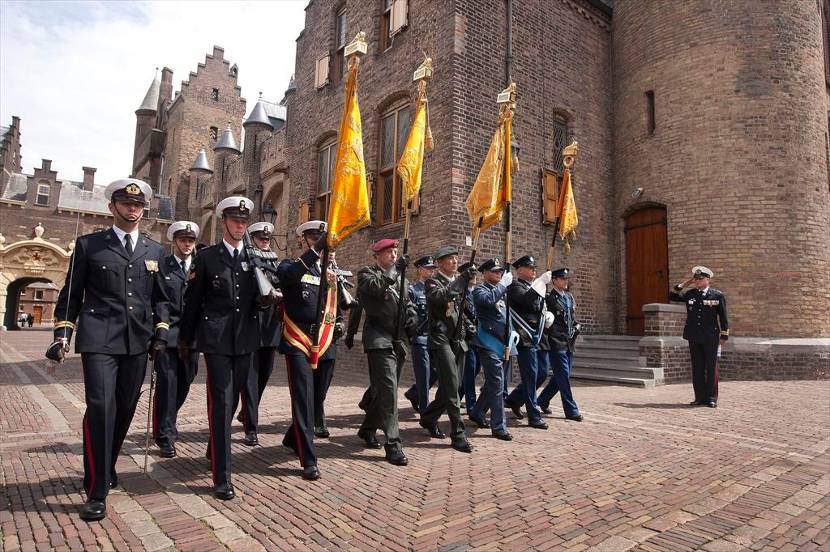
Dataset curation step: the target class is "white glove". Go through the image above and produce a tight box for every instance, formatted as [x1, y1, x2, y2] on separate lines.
[530, 279, 547, 297]
[499, 271, 513, 287]
[544, 311, 555, 329]
[539, 271, 552, 285]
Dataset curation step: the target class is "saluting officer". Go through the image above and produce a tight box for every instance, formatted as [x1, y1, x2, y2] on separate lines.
[153, 220, 201, 459]
[504, 255, 551, 430]
[669, 266, 729, 408]
[276, 220, 338, 481]
[355, 238, 413, 465]
[237, 221, 281, 446]
[403, 255, 438, 413]
[419, 246, 475, 453]
[178, 196, 262, 500]
[538, 268, 583, 421]
[468, 258, 514, 440]
[45, 178, 169, 521]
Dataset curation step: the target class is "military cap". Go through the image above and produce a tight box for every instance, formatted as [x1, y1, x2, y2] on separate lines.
[478, 258, 505, 272]
[434, 245, 459, 260]
[512, 255, 537, 269]
[216, 196, 254, 219]
[296, 220, 327, 236]
[692, 265, 714, 278]
[105, 178, 152, 205]
[249, 221, 274, 238]
[551, 267, 570, 279]
[414, 255, 437, 268]
[166, 220, 200, 241]
[371, 238, 399, 253]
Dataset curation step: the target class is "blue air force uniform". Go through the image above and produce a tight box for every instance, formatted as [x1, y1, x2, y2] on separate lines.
[403, 275, 437, 412]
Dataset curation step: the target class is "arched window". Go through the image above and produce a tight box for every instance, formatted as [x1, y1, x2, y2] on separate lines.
[316, 138, 337, 219]
[376, 102, 411, 225]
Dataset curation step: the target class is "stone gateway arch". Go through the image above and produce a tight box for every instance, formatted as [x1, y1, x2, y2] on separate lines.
[0, 224, 73, 330]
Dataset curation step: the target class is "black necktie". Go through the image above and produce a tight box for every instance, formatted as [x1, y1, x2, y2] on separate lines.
[124, 234, 133, 257]
[232, 249, 238, 262]
[180, 260, 187, 274]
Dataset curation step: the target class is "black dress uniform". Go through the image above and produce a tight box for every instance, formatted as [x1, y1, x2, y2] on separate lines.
[153, 253, 199, 456]
[355, 250, 414, 465]
[276, 246, 336, 479]
[50, 226, 168, 512]
[670, 283, 729, 406]
[420, 260, 474, 452]
[179, 241, 260, 496]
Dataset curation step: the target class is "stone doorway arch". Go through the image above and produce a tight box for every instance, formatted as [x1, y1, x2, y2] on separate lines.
[0, 224, 73, 330]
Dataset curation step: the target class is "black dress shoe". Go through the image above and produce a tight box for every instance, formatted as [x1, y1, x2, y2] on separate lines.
[528, 419, 549, 429]
[80, 499, 106, 521]
[385, 447, 409, 466]
[540, 405, 553, 415]
[689, 400, 705, 406]
[451, 438, 473, 453]
[242, 433, 259, 446]
[236, 412, 243, 423]
[707, 401, 717, 408]
[110, 473, 118, 489]
[159, 444, 176, 458]
[419, 421, 446, 439]
[214, 483, 235, 500]
[302, 465, 321, 480]
[505, 400, 524, 420]
[314, 426, 330, 438]
[357, 429, 382, 449]
[492, 431, 513, 441]
[468, 412, 490, 429]
[565, 414, 584, 422]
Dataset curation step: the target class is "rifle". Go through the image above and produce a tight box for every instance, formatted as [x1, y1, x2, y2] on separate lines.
[242, 230, 280, 302]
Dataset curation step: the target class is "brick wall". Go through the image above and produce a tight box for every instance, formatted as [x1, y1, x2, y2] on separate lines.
[612, 0, 830, 338]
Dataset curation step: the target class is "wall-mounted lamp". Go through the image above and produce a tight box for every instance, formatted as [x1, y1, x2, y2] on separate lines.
[631, 187, 643, 199]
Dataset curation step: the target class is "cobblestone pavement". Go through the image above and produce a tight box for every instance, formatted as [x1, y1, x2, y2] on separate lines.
[1, 331, 828, 552]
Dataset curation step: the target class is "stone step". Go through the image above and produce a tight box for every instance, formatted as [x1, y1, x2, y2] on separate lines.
[570, 369, 656, 389]
[580, 334, 641, 342]
[577, 341, 640, 353]
[574, 350, 646, 366]
[572, 359, 660, 379]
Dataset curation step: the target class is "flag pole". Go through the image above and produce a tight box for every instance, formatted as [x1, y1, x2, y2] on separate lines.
[310, 34, 367, 370]
[394, 60, 432, 350]
[500, 85, 517, 361]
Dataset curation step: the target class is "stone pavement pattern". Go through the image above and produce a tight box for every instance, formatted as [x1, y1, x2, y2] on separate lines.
[1, 331, 828, 552]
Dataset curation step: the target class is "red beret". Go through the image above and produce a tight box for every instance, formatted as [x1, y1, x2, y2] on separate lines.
[371, 238, 399, 253]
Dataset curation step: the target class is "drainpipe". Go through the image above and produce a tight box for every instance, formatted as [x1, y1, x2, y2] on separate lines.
[505, 0, 513, 86]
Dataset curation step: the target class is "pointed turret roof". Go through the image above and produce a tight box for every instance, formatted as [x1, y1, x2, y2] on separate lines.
[190, 147, 213, 174]
[286, 74, 296, 92]
[243, 98, 274, 131]
[213, 124, 240, 155]
[137, 72, 161, 113]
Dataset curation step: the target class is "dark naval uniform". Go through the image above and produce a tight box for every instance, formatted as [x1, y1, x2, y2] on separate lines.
[179, 242, 260, 492]
[239, 255, 281, 440]
[403, 279, 436, 412]
[153, 254, 199, 454]
[356, 262, 414, 462]
[51, 228, 169, 504]
[420, 270, 473, 448]
[538, 286, 581, 419]
[505, 277, 547, 426]
[669, 285, 729, 405]
[276, 246, 336, 475]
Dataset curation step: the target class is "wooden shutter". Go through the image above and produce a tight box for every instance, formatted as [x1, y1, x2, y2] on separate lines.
[298, 200, 310, 224]
[314, 55, 330, 88]
[542, 169, 559, 225]
[390, 0, 408, 35]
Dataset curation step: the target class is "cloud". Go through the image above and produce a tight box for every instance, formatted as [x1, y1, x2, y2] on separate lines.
[0, 0, 306, 184]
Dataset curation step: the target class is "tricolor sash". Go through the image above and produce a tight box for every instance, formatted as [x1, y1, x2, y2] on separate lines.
[281, 286, 338, 369]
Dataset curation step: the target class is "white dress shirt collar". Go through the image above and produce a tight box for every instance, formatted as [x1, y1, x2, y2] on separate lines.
[111, 226, 139, 249]
[223, 240, 242, 258]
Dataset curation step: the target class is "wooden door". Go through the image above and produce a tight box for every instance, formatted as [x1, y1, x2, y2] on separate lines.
[625, 207, 668, 335]
[32, 306, 43, 325]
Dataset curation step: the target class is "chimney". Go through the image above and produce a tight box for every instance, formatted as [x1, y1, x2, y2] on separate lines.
[82, 166, 96, 191]
[41, 159, 52, 171]
[160, 67, 174, 106]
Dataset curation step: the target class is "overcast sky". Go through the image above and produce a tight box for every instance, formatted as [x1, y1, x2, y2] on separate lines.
[0, 0, 306, 184]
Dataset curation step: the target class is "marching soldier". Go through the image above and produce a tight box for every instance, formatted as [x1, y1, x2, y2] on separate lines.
[669, 266, 729, 408]
[277, 220, 339, 480]
[355, 239, 413, 465]
[504, 256, 550, 429]
[418, 246, 475, 453]
[178, 196, 263, 500]
[153, 220, 201, 459]
[538, 268, 583, 421]
[237, 221, 282, 446]
[45, 178, 168, 521]
[403, 255, 437, 413]
[468, 258, 514, 440]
